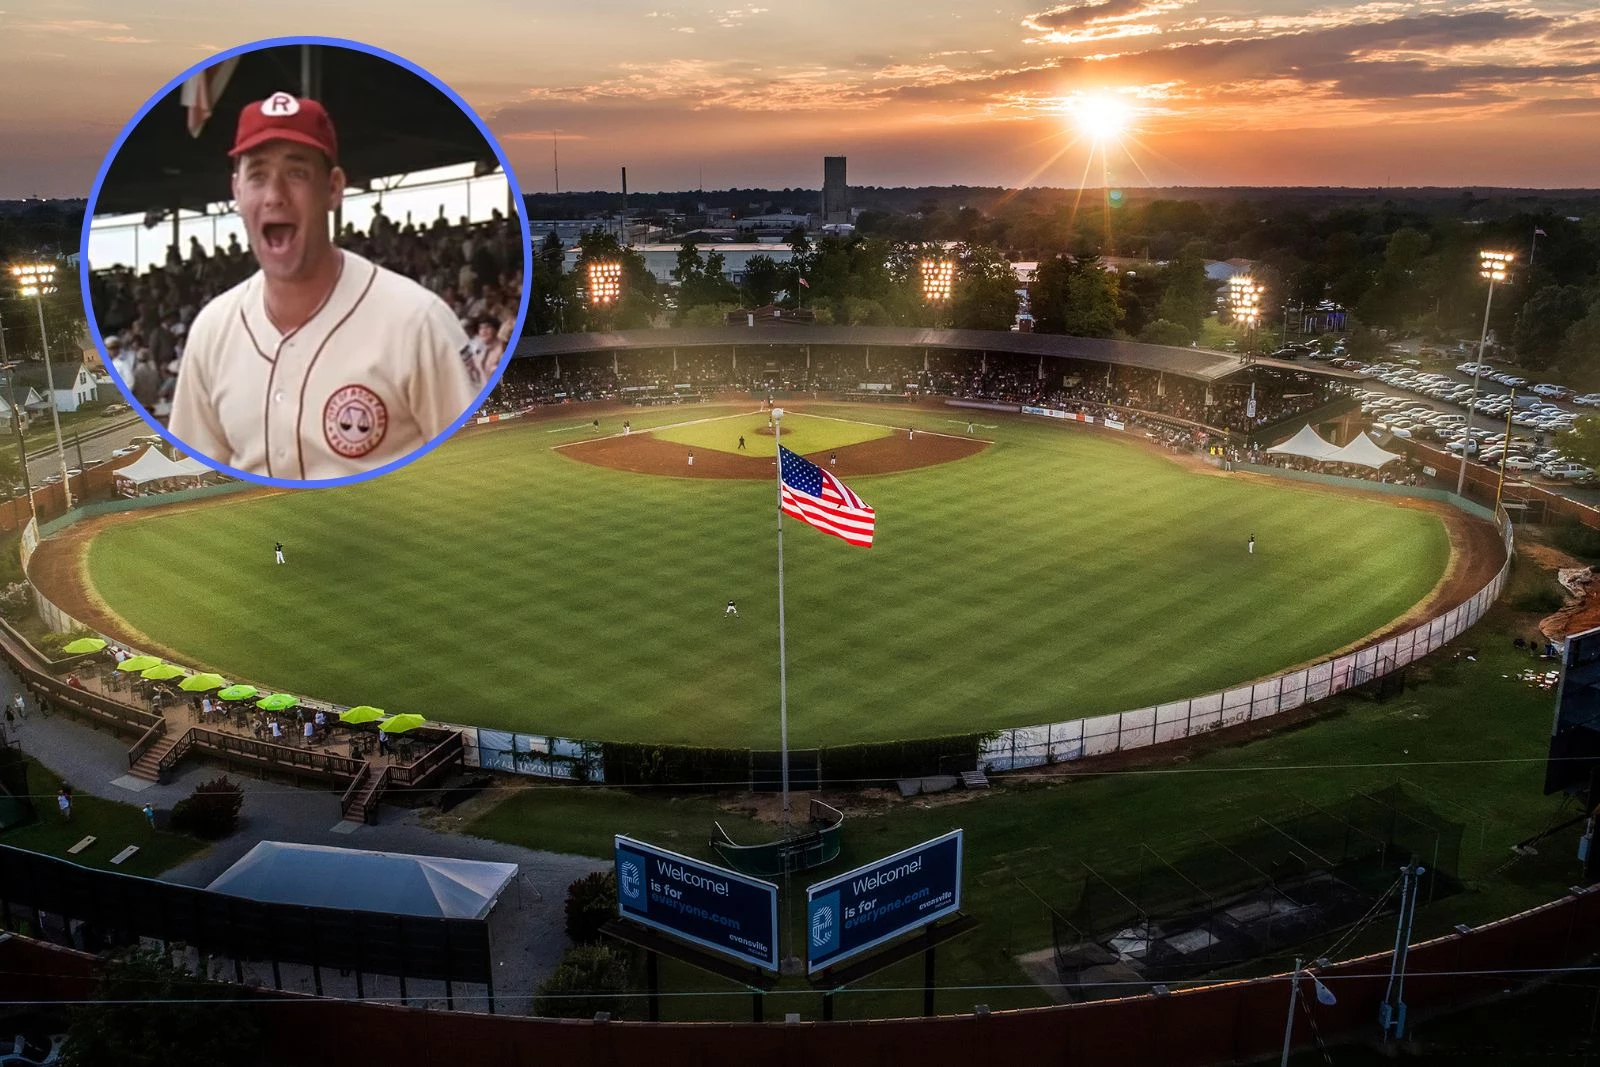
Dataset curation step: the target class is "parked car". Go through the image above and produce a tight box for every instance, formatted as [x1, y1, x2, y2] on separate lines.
[1503, 456, 1540, 473]
[1542, 462, 1595, 481]
[100, 402, 129, 416]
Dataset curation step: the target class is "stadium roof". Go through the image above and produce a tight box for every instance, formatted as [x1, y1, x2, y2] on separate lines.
[95, 44, 496, 216]
[517, 326, 1254, 382]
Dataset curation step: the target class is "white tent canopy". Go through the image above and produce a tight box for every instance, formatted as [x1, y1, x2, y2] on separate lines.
[168, 456, 216, 478]
[1327, 432, 1403, 469]
[1265, 424, 1342, 461]
[206, 841, 519, 920]
[111, 448, 187, 485]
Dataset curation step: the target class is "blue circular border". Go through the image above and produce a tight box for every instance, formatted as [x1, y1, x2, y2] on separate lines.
[77, 35, 533, 490]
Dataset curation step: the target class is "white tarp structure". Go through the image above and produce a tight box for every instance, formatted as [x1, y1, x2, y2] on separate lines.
[1326, 432, 1402, 469]
[111, 448, 187, 485]
[206, 841, 519, 920]
[168, 456, 217, 478]
[1265, 424, 1342, 461]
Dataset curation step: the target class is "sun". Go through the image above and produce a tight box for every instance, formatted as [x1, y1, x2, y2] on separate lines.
[1070, 93, 1134, 144]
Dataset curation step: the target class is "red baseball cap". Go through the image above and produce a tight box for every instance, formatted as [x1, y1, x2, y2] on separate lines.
[229, 92, 338, 163]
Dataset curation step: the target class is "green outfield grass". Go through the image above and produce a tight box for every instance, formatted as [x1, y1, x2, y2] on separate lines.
[651, 409, 894, 456]
[82, 403, 1451, 747]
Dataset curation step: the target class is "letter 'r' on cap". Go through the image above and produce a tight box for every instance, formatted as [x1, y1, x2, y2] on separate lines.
[230, 92, 339, 163]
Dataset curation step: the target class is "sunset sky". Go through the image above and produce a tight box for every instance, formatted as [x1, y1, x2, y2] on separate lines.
[2, 0, 1598, 199]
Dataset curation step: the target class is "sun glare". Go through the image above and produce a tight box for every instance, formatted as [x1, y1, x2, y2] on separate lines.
[1070, 93, 1133, 144]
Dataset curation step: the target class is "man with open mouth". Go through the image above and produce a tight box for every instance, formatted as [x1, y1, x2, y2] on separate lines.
[169, 91, 480, 480]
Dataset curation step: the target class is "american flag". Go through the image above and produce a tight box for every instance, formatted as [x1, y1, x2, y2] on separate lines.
[779, 446, 875, 547]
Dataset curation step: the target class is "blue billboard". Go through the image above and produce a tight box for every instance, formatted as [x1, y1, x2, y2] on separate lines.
[805, 829, 963, 974]
[614, 835, 779, 971]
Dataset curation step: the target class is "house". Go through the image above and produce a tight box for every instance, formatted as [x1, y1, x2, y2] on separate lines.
[7, 362, 99, 414]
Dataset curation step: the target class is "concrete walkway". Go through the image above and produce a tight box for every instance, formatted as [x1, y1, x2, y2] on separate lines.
[1, 672, 605, 1015]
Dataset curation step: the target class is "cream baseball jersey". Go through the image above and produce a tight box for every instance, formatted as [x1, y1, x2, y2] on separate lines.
[169, 249, 480, 480]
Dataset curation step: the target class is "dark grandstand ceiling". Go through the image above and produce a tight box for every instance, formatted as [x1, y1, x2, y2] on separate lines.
[514, 327, 1362, 384]
[94, 44, 497, 216]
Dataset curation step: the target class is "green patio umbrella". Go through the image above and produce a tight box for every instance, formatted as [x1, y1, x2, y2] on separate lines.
[217, 684, 258, 702]
[378, 713, 428, 734]
[256, 693, 299, 712]
[116, 655, 162, 673]
[178, 673, 227, 693]
[63, 637, 106, 655]
[339, 705, 386, 725]
[140, 664, 187, 681]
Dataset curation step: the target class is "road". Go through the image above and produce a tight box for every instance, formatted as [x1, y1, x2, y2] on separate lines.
[17, 415, 150, 486]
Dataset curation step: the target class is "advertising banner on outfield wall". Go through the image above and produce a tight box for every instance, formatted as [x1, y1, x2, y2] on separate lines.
[615, 836, 779, 971]
[805, 829, 963, 974]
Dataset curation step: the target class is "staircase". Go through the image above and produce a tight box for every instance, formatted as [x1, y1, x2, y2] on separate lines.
[129, 735, 181, 782]
[341, 765, 389, 824]
[960, 769, 990, 790]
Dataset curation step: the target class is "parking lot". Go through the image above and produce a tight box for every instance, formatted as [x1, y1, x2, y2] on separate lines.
[1343, 353, 1595, 487]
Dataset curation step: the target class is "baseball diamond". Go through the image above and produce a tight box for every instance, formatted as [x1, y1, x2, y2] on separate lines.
[28, 400, 1479, 749]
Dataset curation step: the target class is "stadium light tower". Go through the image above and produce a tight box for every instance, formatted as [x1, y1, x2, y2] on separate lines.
[585, 260, 623, 305]
[920, 258, 955, 305]
[1455, 249, 1514, 498]
[1227, 274, 1263, 341]
[10, 263, 71, 508]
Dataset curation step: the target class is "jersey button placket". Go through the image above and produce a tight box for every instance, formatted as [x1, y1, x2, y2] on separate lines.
[272, 339, 303, 476]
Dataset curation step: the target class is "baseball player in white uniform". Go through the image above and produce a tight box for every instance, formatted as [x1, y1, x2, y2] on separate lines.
[169, 92, 479, 481]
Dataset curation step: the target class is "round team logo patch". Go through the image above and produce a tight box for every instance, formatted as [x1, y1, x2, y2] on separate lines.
[323, 385, 388, 459]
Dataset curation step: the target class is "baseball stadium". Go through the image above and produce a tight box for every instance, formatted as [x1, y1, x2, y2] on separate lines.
[12, 324, 1600, 1064]
[23, 331, 1498, 753]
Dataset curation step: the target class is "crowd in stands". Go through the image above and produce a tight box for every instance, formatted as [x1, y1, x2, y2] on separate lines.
[483, 349, 1343, 436]
[89, 208, 524, 413]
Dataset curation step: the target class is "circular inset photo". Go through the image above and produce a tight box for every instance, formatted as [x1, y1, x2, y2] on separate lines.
[81, 37, 532, 486]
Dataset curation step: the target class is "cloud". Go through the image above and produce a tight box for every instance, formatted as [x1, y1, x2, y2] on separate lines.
[93, 35, 154, 44]
[1023, 0, 1168, 32]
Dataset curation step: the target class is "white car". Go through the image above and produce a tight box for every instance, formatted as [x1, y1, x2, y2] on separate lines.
[1542, 462, 1595, 480]
[1504, 456, 1540, 472]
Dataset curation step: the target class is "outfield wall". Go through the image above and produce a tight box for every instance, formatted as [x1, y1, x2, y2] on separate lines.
[979, 501, 1514, 773]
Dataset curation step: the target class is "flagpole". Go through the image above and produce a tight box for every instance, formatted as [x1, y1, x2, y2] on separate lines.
[773, 408, 791, 833]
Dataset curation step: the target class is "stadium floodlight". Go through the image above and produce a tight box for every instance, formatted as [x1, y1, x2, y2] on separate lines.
[585, 260, 623, 307]
[1455, 249, 1515, 498]
[920, 259, 955, 304]
[9, 262, 72, 508]
[1227, 274, 1263, 331]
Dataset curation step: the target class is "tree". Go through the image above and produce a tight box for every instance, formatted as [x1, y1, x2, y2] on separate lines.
[564, 870, 617, 944]
[740, 254, 782, 306]
[1560, 296, 1600, 388]
[533, 944, 636, 1020]
[1153, 246, 1211, 338]
[1514, 285, 1588, 369]
[1559, 415, 1600, 472]
[1139, 319, 1192, 347]
[168, 775, 243, 840]
[949, 243, 1019, 331]
[62, 948, 262, 1067]
[1064, 266, 1124, 338]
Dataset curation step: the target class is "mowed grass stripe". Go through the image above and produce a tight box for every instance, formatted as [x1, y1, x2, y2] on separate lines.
[85, 407, 1449, 746]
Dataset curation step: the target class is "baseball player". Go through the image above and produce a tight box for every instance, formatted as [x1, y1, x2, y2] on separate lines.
[1248, 534, 1255, 555]
[169, 92, 479, 481]
[274, 540, 285, 565]
[725, 600, 739, 617]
